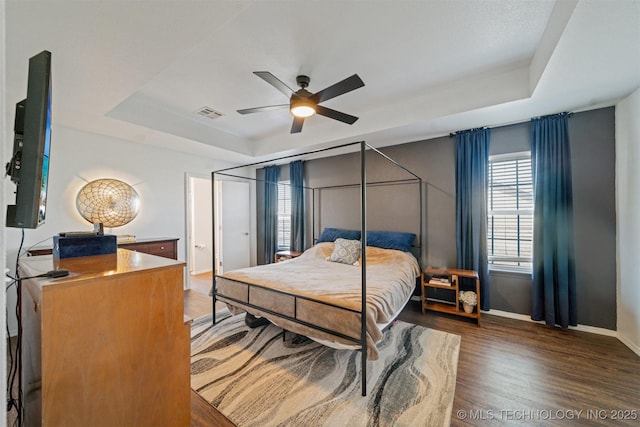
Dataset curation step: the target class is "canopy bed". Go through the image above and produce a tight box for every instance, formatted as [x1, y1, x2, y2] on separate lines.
[211, 141, 423, 396]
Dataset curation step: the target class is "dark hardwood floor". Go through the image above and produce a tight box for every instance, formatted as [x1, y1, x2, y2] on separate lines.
[186, 274, 235, 427]
[185, 278, 640, 427]
[9, 271, 635, 426]
[398, 306, 639, 426]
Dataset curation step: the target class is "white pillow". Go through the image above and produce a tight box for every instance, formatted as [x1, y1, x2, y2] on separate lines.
[326, 238, 361, 265]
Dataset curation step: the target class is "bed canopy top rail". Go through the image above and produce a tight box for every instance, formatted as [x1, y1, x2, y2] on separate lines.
[214, 171, 417, 190]
[211, 140, 421, 182]
[212, 145, 423, 255]
[212, 140, 365, 174]
[211, 140, 423, 397]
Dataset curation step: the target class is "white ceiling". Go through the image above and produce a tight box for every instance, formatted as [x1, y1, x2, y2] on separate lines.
[6, 0, 640, 164]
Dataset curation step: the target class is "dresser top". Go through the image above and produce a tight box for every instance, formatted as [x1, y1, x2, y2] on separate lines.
[19, 249, 185, 288]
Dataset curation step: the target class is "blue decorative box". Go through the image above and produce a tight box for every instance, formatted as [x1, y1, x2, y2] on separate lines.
[53, 234, 117, 260]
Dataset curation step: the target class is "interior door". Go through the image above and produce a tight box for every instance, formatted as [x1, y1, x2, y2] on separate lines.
[220, 180, 251, 273]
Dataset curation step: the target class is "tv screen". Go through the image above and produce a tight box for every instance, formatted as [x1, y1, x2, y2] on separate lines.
[6, 50, 52, 229]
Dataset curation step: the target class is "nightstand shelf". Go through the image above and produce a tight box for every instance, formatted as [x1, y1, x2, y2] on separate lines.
[421, 267, 481, 325]
[274, 250, 302, 263]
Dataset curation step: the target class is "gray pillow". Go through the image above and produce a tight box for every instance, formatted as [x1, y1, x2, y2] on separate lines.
[327, 238, 361, 265]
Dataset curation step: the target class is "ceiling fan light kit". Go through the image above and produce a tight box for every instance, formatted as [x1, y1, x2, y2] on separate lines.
[290, 99, 316, 118]
[238, 71, 364, 133]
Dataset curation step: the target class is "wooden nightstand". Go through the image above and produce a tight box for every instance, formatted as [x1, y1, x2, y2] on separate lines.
[421, 267, 480, 325]
[274, 250, 302, 263]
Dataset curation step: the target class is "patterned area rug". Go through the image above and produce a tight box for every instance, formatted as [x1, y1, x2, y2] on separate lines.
[191, 311, 460, 427]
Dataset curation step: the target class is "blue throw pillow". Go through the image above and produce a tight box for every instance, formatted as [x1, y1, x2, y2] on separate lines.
[366, 231, 415, 252]
[316, 228, 361, 243]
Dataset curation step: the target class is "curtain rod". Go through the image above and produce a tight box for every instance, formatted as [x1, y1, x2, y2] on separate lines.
[448, 112, 574, 138]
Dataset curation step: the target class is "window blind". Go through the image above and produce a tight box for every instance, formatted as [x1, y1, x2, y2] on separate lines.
[487, 153, 533, 272]
[277, 181, 291, 250]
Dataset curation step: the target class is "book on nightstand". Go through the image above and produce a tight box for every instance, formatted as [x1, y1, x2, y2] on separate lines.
[428, 277, 451, 286]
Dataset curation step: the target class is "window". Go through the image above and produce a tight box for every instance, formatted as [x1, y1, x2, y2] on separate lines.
[487, 152, 533, 273]
[277, 181, 291, 250]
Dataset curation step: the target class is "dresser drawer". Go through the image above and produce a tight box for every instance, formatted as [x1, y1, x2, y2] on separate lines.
[145, 242, 177, 259]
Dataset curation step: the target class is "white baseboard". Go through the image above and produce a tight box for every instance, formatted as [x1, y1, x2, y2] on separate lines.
[483, 309, 640, 356]
[191, 269, 213, 276]
[485, 309, 617, 337]
[616, 333, 640, 357]
[389, 297, 637, 356]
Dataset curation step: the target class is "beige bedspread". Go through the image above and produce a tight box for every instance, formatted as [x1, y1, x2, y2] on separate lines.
[215, 242, 420, 360]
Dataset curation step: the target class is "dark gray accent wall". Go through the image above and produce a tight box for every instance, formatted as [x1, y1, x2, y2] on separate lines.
[487, 108, 617, 329]
[255, 107, 617, 329]
[568, 108, 616, 329]
[303, 138, 456, 269]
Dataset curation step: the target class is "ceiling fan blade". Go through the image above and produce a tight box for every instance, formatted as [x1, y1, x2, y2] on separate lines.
[310, 74, 364, 104]
[291, 117, 305, 133]
[237, 104, 289, 115]
[315, 105, 359, 124]
[253, 71, 295, 97]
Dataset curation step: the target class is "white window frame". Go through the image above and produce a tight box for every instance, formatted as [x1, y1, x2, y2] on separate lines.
[277, 181, 291, 250]
[487, 151, 533, 274]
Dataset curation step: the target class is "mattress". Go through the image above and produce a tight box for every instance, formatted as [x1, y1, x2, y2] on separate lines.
[215, 242, 420, 360]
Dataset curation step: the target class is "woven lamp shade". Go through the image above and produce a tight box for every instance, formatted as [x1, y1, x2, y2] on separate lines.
[76, 179, 140, 228]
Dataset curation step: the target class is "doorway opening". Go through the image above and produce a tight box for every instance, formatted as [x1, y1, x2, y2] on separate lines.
[185, 174, 253, 295]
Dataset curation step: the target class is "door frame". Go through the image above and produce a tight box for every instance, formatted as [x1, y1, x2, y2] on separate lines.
[184, 172, 212, 290]
[184, 171, 258, 290]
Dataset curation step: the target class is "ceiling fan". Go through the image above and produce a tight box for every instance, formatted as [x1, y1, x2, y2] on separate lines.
[237, 71, 365, 133]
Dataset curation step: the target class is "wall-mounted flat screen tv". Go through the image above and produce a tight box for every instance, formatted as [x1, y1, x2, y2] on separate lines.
[6, 50, 52, 229]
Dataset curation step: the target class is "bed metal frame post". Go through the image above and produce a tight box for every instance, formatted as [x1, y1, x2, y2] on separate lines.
[419, 178, 423, 264]
[211, 171, 217, 325]
[312, 188, 316, 245]
[360, 141, 368, 397]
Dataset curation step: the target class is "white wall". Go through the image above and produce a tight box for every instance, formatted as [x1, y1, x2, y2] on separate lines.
[615, 87, 640, 356]
[4, 125, 239, 335]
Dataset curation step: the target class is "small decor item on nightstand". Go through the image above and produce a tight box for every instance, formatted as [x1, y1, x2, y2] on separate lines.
[459, 291, 477, 313]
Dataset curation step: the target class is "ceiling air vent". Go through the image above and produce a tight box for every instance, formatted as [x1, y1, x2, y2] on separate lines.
[195, 106, 224, 120]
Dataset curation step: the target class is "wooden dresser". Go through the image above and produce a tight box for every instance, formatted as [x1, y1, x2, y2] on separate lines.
[19, 249, 190, 426]
[117, 237, 178, 259]
[27, 237, 179, 260]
